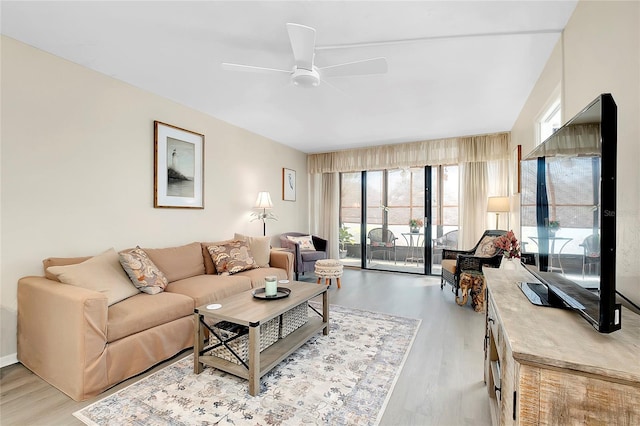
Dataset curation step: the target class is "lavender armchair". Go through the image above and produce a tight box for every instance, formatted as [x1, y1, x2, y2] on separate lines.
[280, 232, 328, 280]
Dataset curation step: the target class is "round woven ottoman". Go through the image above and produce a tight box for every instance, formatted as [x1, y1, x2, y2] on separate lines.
[314, 259, 343, 288]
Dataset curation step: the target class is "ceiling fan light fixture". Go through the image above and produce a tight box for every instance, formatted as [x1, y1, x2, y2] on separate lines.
[223, 23, 387, 89]
[292, 67, 320, 87]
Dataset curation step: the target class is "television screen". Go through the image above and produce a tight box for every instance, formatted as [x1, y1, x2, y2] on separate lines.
[520, 93, 621, 333]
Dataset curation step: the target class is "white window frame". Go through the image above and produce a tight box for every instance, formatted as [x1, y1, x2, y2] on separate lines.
[536, 86, 562, 145]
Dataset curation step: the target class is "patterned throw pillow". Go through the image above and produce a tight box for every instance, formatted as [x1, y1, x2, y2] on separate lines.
[286, 235, 316, 251]
[474, 236, 498, 257]
[207, 240, 258, 275]
[119, 247, 168, 294]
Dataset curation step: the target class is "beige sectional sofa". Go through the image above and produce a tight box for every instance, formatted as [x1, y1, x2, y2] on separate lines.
[17, 240, 294, 401]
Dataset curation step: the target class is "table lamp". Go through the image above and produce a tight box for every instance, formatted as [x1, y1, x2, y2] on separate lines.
[487, 196, 509, 229]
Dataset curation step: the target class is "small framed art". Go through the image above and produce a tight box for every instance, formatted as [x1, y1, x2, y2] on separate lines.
[283, 168, 296, 201]
[154, 121, 204, 208]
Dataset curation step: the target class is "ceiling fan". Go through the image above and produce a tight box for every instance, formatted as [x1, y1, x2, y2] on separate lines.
[222, 23, 388, 88]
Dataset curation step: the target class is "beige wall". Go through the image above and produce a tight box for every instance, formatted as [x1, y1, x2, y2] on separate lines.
[511, 1, 639, 304]
[3, 1, 638, 361]
[0, 36, 309, 361]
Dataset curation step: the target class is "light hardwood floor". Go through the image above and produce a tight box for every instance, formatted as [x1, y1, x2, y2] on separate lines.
[0, 268, 491, 425]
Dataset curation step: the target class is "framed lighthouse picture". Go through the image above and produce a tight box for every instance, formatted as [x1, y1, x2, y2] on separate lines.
[154, 121, 204, 209]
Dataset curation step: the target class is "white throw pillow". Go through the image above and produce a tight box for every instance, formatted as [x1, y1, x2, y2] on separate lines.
[286, 235, 316, 251]
[47, 248, 140, 305]
[234, 233, 271, 267]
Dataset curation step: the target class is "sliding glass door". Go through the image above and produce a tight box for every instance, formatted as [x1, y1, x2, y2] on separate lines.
[430, 165, 460, 275]
[340, 165, 458, 275]
[339, 172, 362, 267]
[365, 170, 393, 269]
[364, 168, 425, 272]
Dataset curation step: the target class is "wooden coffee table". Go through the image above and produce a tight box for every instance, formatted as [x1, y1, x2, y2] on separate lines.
[193, 281, 329, 396]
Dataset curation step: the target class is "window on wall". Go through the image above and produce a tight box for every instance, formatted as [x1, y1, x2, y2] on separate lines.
[538, 97, 562, 144]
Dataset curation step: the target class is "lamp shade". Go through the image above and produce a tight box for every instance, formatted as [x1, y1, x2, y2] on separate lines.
[487, 196, 510, 212]
[254, 191, 273, 209]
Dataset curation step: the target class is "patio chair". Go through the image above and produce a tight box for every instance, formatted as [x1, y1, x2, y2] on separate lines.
[580, 233, 600, 279]
[432, 230, 459, 264]
[367, 228, 397, 264]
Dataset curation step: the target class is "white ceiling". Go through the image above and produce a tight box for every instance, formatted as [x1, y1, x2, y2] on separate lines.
[1, 1, 578, 153]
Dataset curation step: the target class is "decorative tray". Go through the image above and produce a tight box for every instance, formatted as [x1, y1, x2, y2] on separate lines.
[253, 287, 291, 300]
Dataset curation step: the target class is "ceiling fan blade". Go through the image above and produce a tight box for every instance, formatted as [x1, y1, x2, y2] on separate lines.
[286, 23, 316, 70]
[319, 57, 388, 78]
[221, 63, 291, 75]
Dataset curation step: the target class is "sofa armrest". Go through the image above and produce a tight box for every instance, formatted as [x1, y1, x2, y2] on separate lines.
[279, 237, 302, 271]
[269, 250, 295, 280]
[18, 276, 109, 401]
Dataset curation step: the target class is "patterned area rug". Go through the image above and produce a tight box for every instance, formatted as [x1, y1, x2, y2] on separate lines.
[74, 303, 421, 426]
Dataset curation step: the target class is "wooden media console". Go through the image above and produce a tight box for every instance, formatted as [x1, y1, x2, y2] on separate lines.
[483, 267, 640, 425]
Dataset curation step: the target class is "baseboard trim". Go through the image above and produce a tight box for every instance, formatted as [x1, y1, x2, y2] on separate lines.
[1, 353, 18, 368]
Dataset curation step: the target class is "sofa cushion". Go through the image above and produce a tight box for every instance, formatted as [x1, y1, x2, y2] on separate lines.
[301, 250, 326, 262]
[143, 242, 204, 283]
[107, 291, 193, 342]
[475, 236, 499, 257]
[234, 233, 270, 267]
[207, 240, 258, 275]
[119, 247, 168, 294]
[235, 267, 288, 288]
[165, 274, 252, 308]
[286, 235, 316, 250]
[46, 248, 140, 306]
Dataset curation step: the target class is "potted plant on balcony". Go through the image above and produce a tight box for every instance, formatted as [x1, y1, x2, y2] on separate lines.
[549, 220, 560, 237]
[409, 218, 423, 233]
[339, 224, 354, 258]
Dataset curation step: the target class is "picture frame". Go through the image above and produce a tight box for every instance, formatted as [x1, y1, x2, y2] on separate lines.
[282, 168, 296, 201]
[154, 121, 204, 209]
[511, 144, 522, 195]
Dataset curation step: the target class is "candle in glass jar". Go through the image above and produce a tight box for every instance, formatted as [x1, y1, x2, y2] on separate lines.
[265, 276, 277, 297]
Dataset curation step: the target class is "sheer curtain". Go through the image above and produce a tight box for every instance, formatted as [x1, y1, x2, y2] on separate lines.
[487, 158, 510, 229]
[457, 159, 510, 249]
[309, 172, 340, 258]
[459, 162, 489, 249]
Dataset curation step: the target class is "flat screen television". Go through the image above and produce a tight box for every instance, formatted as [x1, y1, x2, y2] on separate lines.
[519, 93, 621, 333]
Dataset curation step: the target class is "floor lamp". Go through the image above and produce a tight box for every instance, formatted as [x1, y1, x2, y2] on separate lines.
[487, 196, 510, 230]
[252, 191, 276, 236]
